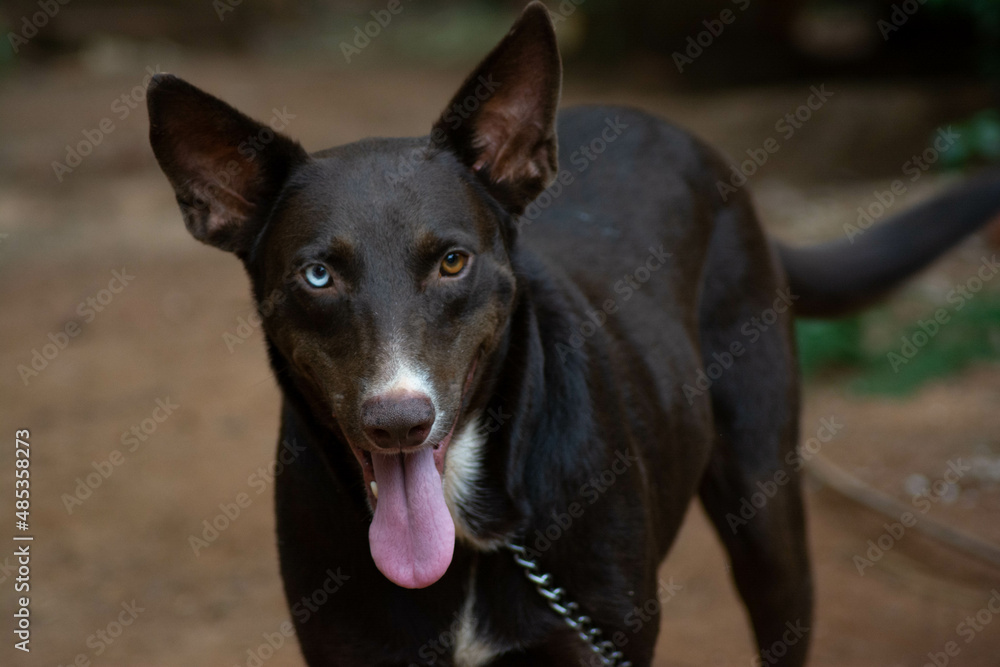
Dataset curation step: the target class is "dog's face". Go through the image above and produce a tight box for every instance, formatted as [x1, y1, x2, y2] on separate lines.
[148, 2, 560, 589]
[254, 144, 515, 461]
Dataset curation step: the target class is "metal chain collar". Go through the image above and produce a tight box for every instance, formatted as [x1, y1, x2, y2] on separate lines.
[506, 542, 632, 667]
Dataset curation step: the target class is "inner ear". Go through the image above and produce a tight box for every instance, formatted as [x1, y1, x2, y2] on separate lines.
[147, 74, 308, 257]
[431, 1, 562, 214]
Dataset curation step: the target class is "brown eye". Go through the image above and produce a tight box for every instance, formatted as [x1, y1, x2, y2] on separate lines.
[440, 252, 468, 277]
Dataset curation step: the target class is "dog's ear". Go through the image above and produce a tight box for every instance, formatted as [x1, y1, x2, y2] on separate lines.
[432, 1, 561, 214]
[147, 74, 307, 257]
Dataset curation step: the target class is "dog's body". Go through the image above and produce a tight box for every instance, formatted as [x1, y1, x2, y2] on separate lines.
[148, 4, 1000, 666]
[273, 104, 804, 666]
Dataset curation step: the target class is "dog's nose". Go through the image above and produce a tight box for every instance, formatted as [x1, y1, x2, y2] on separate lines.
[361, 391, 435, 450]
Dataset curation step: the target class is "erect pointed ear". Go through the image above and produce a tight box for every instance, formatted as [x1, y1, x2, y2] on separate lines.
[147, 74, 308, 257]
[432, 1, 562, 214]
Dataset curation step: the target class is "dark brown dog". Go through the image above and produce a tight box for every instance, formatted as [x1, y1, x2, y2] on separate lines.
[147, 3, 1000, 665]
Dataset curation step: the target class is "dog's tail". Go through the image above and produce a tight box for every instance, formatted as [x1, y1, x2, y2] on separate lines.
[776, 170, 1000, 318]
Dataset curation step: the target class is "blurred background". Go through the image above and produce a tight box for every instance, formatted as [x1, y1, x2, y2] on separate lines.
[2, 0, 1000, 665]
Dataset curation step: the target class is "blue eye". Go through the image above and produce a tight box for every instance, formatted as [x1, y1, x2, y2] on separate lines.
[303, 264, 331, 288]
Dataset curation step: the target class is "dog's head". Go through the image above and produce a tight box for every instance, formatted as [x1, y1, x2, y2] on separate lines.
[148, 2, 561, 588]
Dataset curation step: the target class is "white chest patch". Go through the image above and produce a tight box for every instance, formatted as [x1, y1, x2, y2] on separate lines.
[453, 569, 502, 667]
[443, 414, 506, 551]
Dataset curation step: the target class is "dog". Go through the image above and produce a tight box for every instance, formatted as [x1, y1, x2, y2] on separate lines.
[147, 3, 1000, 665]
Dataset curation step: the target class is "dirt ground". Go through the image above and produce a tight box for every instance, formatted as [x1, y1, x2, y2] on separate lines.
[2, 54, 999, 666]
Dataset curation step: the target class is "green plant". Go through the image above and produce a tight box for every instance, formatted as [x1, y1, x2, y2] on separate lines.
[940, 109, 1000, 169]
[796, 294, 1000, 395]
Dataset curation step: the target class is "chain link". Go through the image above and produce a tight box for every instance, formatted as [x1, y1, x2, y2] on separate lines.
[506, 542, 632, 667]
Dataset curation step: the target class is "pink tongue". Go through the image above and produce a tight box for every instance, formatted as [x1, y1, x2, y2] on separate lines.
[369, 448, 455, 588]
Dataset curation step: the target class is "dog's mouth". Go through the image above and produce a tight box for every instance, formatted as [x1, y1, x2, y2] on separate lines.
[346, 355, 479, 589]
[350, 416, 460, 508]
